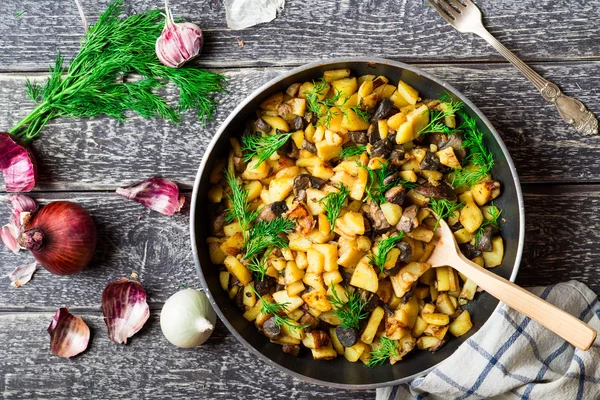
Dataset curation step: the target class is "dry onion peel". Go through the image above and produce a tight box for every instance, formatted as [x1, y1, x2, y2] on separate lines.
[7, 194, 38, 226]
[0, 132, 37, 192]
[8, 261, 37, 287]
[116, 177, 184, 216]
[1, 224, 20, 253]
[102, 278, 150, 344]
[48, 308, 90, 358]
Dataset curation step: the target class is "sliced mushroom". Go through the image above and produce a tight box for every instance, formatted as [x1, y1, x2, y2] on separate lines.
[335, 326, 358, 347]
[364, 293, 381, 312]
[382, 167, 401, 186]
[397, 205, 419, 233]
[370, 139, 393, 159]
[258, 201, 289, 222]
[255, 276, 276, 296]
[254, 118, 271, 133]
[287, 202, 314, 235]
[277, 136, 299, 159]
[293, 174, 326, 202]
[414, 182, 457, 201]
[282, 344, 300, 357]
[348, 130, 369, 145]
[299, 313, 320, 331]
[210, 206, 227, 236]
[420, 152, 440, 171]
[368, 123, 380, 144]
[460, 243, 482, 259]
[292, 116, 304, 131]
[302, 139, 317, 154]
[263, 317, 282, 340]
[277, 102, 292, 117]
[362, 201, 391, 232]
[396, 241, 413, 263]
[371, 98, 394, 122]
[385, 186, 406, 205]
[232, 156, 247, 173]
[476, 225, 494, 252]
[389, 148, 406, 166]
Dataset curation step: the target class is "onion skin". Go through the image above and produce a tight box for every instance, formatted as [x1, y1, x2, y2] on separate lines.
[20, 201, 96, 275]
[102, 278, 150, 344]
[0, 132, 37, 192]
[48, 308, 90, 358]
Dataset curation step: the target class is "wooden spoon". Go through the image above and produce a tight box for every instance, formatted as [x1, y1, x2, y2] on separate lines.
[426, 217, 597, 351]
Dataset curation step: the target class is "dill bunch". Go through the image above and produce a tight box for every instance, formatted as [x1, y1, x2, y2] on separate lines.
[366, 337, 399, 367]
[244, 217, 295, 260]
[368, 233, 405, 273]
[246, 250, 272, 282]
[10, 0, 226, 142]
[318, 184, 350, 228]
[329, 285, 368, 330]
[429, 198, 465, 231]
[241, 131, 293, 167]
[306, 79, 369, 127]
[360, 162, 418, 205]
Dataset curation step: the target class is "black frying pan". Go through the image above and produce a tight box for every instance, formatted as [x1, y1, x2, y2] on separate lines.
[190, 57, 525, 389]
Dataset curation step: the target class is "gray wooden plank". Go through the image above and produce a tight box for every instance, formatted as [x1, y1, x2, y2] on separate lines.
[1, 62, 599, 190]
[0, 313, 374, 399]
[0, 186, 599, 310]
[0, 0, 598, 72]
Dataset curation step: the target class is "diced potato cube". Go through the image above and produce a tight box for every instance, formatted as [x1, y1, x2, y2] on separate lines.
[409, 105, 430, 136]
[335, 211, 365, 237]
[459, 278, 478, 301]
[268, 177, 294, 202]
[399, 170, 418, 182]
[324, 69, 351, 83]
[224, 256, 252, 286]
[471, 181, 501, 206]
[289, 236, 312, 252]
[285, 261, 305, 284]
[483, 236, 504, 268]
[331, 77, 358, 104]
[323, 270, 343, 286]
[261, 115, 290, 132]
[436, 147, 462, 169]
[286, 98, 306, 116]
[208, 185, 223, 203]
[243, 283, 257, 308]
[208, 239, 227, 264]
[344, 341, 370, 362]
[302, 290, 332, 312]
[380, 203, 402, 225]
[329, 328, 345, 355]
[306, 248, 325, 274]
[360, 307, 386, 344]
[406, 226, 434, 243]
[417, 336, 441, 350]
[313, 243, 338, 272]
[390, 89, 410, 109]
[303, 272, 325, 291]
[449, 310, 473, 337]
[390, 262, 431, 298]
[316, 140, 343, 161]
[396, 81, 419, 105]
[421, 313, 450, 326]
[319, 310, 343, 326]
[412, 316, 428, 337]
[341, 109, 370, 131]
[373, 84, 397, 99]
[421, 303, 436, 315]
[454, 228, 475, 244]
[219, 232, 245, 256]
[305, 188, 326, 215]
[219, 271, 230, 292]
[436, 267, 450, 292]
[435, 293, 456, 315]
[350, 258, 379, 293]
[260, 92, 283, 110]
[273, 290, 305, 313]
[395, 120, 415, 144]
[241, 156, 271, 180]
[287, 280, 306, 297]
[387, 112, 408, 131]
[459, 201, 484, 233]
[243, 300, 263, 322]
[424, 324, 448, 341]
[311, 342, 338, 360]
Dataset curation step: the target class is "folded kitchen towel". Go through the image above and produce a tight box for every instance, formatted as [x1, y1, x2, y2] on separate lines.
[376, 280, 600, 400]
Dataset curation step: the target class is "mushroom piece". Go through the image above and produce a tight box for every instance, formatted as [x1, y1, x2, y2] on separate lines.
[420, 151, 440, 171]
[389, 148, 406, 166]
[335, 326, 358, 347]
[385, 186, 406, 205]
[368, 123, 380, 144]
[299, 313, 320, 331]
[371, 98, 394, 122]
[364, 293, 381, 312]
[302, 139, 317, 154]
[414, 182, 457, 201]
[309, 330, 330, 349]
[255, 276, 276, 296]
[348, 130, 369, 145]
[370, 139, 393, 159]
[287, 202, 314, 235]
[293, 174, 326, 202]
[232, 156, 247, 173]
[476, 225, 494, 252]
[234, 288, 245, 311]
[263, 317, 282, 340]
[254, 118, 271, 133]
[210, 205, 227, 236]
[396, 241, 413, 263]
[460, 243, 482, 259]
[292, 116, 304, 131]
[282, 344, 300, 357]
[277, 136, 299, 159]
[258, 201, 289, 222]
[362, 201, 391, 232]
[396, 205, 419, 233]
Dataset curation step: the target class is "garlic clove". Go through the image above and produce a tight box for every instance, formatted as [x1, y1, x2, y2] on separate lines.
[0, 132, 38, 192]
[116, 177, 184, 216]
[102, 278, 150, 344]
[155, 1, 203, 68]
[8, 261, 37, 287]
[48, 308, 90, 358]
[7, 194, 38, 227]
[1, 224, 21, 254]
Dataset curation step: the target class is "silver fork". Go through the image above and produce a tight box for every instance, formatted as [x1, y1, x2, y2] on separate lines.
[430, 0, 598, 135]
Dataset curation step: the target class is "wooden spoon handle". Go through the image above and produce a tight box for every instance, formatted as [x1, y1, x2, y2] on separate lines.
[452, 253, 597, 351]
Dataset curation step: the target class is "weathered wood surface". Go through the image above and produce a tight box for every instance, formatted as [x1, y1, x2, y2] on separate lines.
[0, 313, 373, 399]
[1, 62, 599, 191]
[0, 0, 599, 72]
[0, 187, 599, 310]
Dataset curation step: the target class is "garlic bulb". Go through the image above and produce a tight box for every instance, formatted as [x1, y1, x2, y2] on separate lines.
[160, 288, 216, 348]
[155, 0, 203, 68]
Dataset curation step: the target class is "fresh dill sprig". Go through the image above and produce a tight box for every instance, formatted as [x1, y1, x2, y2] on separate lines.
[451, 111, 495, 188]
[329, 286, 368, 330]
[250, 285, 309, 331]
[9, 0, 226, 142]
[244, 217, 295, 259]
[360, 161, 418, 205]
[429, 198, 465, 231]
[306, 78, 370, 127]
[417, 97, 464, 136]
[339, 145, 367, 158]
[241, 131, 293, 167]
[366, 337, 399, 367]
[15, 10, 25, 18]
[474, 203, 502, 246]
[368, 233, 405, 273]
[224, 170, 257, 236]
[318, 184, 350, 228]
[246, 251, 272, 282]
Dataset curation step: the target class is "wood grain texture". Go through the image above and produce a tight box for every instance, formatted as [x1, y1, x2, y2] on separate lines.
[0, 0, 598, 72]
[0, 187, 599, 308]
[1, 62, 599, 191]
[0, 313, 374, 399]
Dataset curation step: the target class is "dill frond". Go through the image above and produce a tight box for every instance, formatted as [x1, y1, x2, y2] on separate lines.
[244, 217, 295, 259]
[429, 198, 465, 231]
[250, 285, 309, 331]
[224, 170, 257, 236]
[246, 251, 272, 282]
[418, 97, 463, 136]
[306, 78, 370, 127]
[241, 131, 293, 167]
[338, 145, 367, 158]
[318, 184, 350, 228]
[329, 286, 368, 330]
[368, 233, 405, 273]
[474, 203, 502, 245]
[360, 162, 418, 205]
[366, 337, 399, 367]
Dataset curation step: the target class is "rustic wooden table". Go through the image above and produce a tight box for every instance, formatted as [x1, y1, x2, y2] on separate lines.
[0, 0, 599, 398]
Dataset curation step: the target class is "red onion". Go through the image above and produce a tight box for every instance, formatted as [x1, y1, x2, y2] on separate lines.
[48, 308, 90, 358]
[0, 132, 37, 192]
[18, 201, 96, 275]
[102, 278, 150, 344]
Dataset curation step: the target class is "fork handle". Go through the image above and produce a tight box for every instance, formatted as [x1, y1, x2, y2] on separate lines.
[473, 27, 598, 135]
[448, 251, 597, 351]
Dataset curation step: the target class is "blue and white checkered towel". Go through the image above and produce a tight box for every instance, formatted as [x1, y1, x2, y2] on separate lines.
[377, 280, 600, 400]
